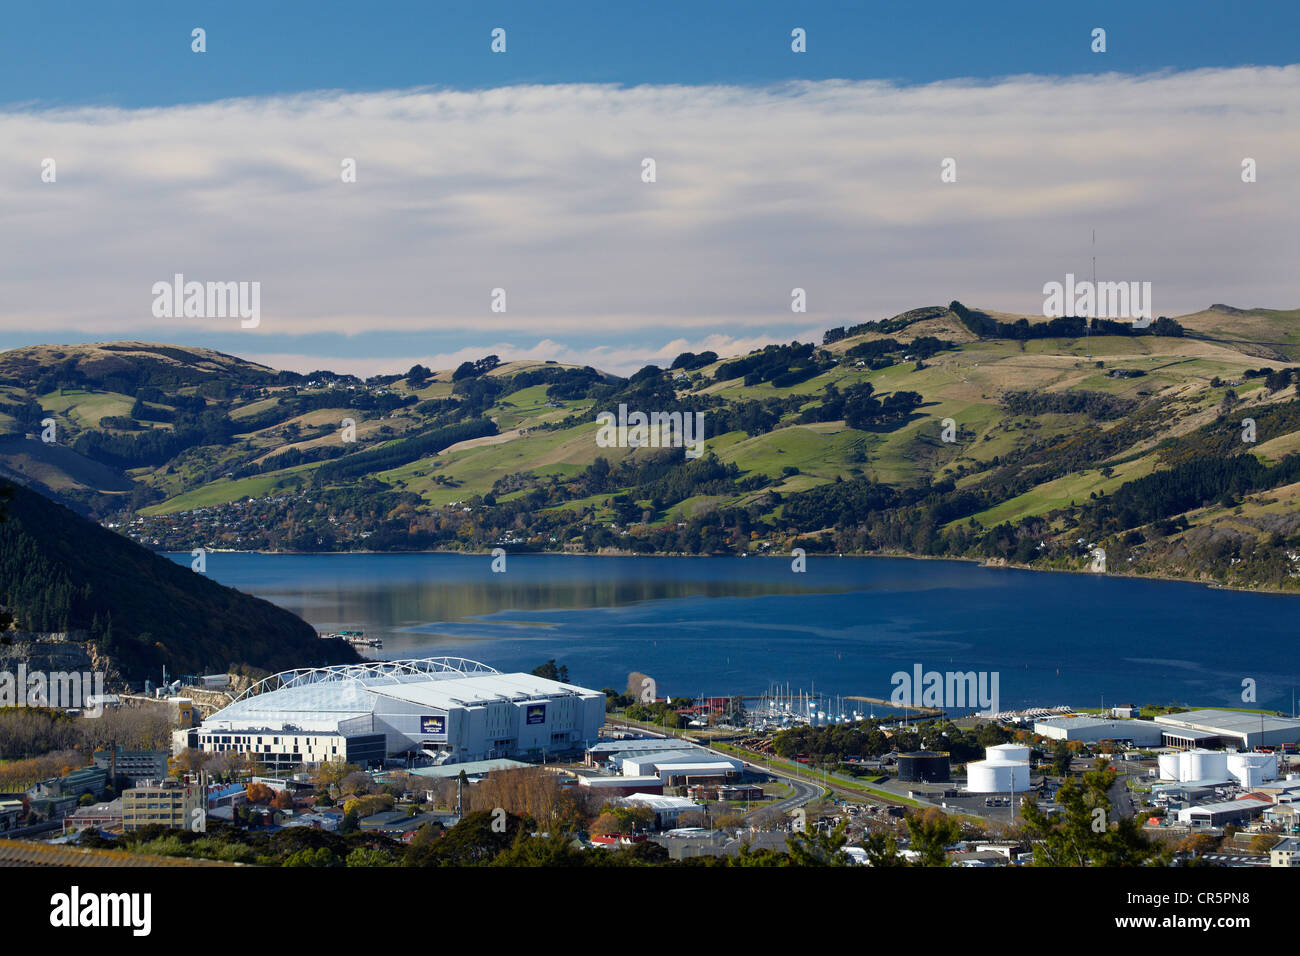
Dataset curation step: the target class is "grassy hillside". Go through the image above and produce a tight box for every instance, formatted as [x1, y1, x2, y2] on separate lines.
[2, 303, 1300, 590]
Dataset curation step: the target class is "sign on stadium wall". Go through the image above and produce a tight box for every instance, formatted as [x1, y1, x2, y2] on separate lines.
[420, 715, 446, 735]
[525, 704, 546, 725]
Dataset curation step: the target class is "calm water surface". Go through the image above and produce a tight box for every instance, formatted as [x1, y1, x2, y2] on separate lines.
[168, 552, 1300, 712]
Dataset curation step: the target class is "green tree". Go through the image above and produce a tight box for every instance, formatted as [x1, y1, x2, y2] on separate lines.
[859, 832, 904, 866]
[1019, 762, 1169, 867]
[906, 808, 959, 866]
[1051, 739, 1073, 777]
[786, 820, 852, 866]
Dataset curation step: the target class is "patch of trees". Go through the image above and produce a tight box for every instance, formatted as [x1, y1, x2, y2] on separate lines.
[312, 419, 498, 485]
[714, 342, 829, 387]
[1083, 453, 1300, 532]
[669, 351, 718, 371]
[798, 382, 922, 429]
[822, 307, 945, 344]
[452, 355, 501, 381]
[1001, 389, 1137, 420]
[72, 410, 235, 469]
[0, 398, 46, 433]
[501, 364, 604, 400]
[949, 300, 1183, 340]
[844, 336, 953, 365]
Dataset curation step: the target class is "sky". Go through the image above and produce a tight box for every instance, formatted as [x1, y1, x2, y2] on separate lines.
[1, 1, 1297, 376]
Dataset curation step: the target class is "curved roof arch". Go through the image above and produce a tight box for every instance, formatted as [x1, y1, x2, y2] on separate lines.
[232, 657, 501, 703]
[207, 657, 501, 730]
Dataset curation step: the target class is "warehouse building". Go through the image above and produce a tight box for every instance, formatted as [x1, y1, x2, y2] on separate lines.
[618, 749, 744, 785]
[576, 775, 664, 798]
[586, 738, 692, 767]
[618, 793, 701, 829]
[1176, 797, 1272, 828]
[176, 658, 606, 769]
[1034, 716, 1164, 747]
[1153, 709, 1300, 750]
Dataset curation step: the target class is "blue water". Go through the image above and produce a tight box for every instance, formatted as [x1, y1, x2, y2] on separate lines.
[167, 552, 1300, 713]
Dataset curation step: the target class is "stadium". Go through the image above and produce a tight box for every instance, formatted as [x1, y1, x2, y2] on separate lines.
[173, 658, 607, 769]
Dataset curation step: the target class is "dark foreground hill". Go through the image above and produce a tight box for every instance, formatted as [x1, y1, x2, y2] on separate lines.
[0, 483, 359, 681]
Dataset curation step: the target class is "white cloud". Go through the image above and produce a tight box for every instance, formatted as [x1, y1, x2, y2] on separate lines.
[2, 68, 1297, 372]
[248, 329, 814, 378]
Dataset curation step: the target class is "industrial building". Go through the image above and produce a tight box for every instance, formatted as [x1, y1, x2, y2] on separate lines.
[617, 749, 743, 785]
[576, 774, 664, 798]
[585, 738, 698, 767]
[1153, 709, 1300, 750]
[93, 747, 171, 787]
[618, 793, 701, 829]
[1033, 716, 1164, 746]
[1175, 797, 1272, 828]
[176, 658, 606, 769]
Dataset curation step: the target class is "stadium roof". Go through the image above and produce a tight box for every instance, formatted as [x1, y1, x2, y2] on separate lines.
[366, 672, 598, 710]
[205, 658, 502, 730]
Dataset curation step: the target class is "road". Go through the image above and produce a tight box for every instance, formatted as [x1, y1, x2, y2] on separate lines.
[759, 775, 824, 817]
[604, 717, 825, 819]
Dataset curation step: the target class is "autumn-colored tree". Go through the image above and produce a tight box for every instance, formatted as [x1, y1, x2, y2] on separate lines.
[245, 782, 275, 805]
[311, 759, 360, 792]
[271, 788, 295, 810]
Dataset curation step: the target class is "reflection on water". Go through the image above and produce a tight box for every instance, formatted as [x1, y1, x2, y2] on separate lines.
[169, 552, 1300, 712]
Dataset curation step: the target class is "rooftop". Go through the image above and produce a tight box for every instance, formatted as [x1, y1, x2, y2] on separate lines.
[368, 672, 599, 710]
[408, 758, 532, 779]
[1154, 709, 1300, 735]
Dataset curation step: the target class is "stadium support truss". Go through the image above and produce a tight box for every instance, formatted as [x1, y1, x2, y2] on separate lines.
[208, 658, 502, 728]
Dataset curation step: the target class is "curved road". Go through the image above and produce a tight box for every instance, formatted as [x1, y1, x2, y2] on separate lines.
[605, 718, 825, 820]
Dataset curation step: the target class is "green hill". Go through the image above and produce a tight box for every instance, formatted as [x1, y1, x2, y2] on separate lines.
[2, 301, 1300, 591]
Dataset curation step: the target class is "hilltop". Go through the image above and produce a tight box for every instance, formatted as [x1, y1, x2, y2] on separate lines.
[2, 302, 1300, 591]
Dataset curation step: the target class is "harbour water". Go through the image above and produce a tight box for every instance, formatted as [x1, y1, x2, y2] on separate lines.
[168, 551, 1300, 713]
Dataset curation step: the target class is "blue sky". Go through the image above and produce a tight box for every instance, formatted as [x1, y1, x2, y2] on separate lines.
[4, 1, 1299, 107]
[1, 2, 1297, 375]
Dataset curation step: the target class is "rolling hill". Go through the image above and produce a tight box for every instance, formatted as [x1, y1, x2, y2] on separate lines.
[2, 302, 1299, 591]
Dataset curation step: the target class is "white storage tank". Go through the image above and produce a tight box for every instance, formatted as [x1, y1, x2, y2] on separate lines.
[966, 759, 1031, 793]
[1186, 749, 1228, 782]
[987, 743, 1031, 763]
[1226, 752, 1277, 788]
[1158, 753, 1180, 780]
